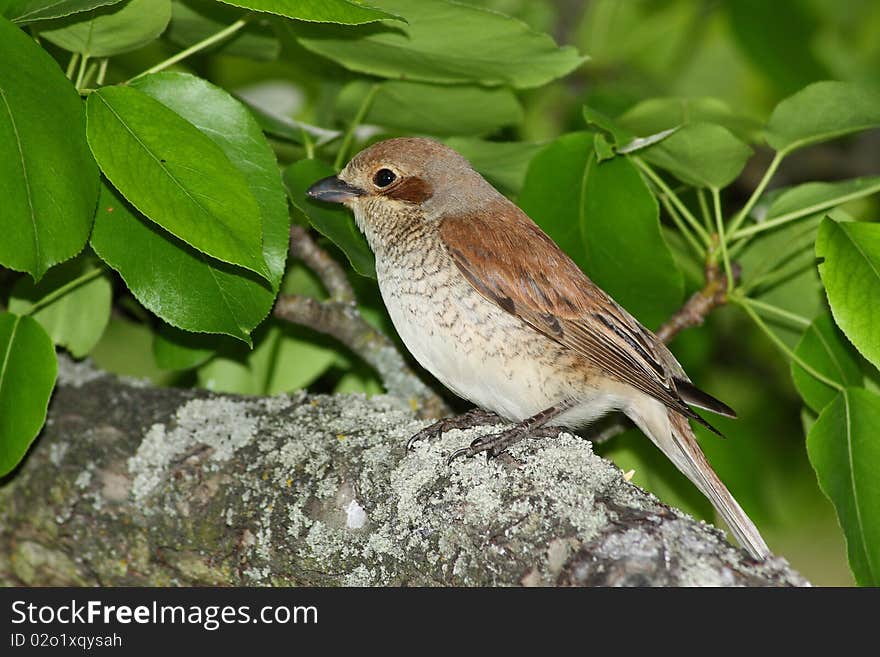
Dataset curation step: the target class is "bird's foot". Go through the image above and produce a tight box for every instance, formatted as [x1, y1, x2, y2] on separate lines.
[446, 424, 562, 464]
[406, 408, 503, 451]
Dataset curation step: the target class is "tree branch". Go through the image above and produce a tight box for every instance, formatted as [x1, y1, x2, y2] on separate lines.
[0, 360, 807, 587]
[655, 261, 736, 343]
[288, 224, 355, 304]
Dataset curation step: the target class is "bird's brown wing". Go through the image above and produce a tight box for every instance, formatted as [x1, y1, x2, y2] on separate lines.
[439, 201, 714, 426]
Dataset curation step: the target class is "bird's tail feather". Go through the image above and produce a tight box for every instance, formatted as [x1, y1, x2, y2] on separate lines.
[629, 401, 770, 560]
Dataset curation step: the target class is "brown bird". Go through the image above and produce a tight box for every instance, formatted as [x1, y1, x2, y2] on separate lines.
[308, 137, 770, 560]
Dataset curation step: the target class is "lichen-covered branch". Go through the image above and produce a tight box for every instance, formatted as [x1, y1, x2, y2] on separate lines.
[278, 226, 450, 418]
[0, 359, 807, 587]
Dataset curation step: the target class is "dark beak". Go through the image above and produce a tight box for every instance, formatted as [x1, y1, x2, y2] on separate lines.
[307, 176, 365, 204]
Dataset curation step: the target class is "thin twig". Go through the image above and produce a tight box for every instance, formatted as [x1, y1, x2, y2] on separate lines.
[655, 261, 735, 343]
[288, 224, 355, 304]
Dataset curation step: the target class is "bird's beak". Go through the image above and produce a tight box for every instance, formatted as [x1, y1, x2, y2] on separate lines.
[307, 176, 365, 204]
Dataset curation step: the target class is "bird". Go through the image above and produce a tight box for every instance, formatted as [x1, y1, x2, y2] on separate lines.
[307, 137, 770, 560]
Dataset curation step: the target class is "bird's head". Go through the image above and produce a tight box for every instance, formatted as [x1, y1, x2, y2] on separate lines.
[307, 137, 499, 240]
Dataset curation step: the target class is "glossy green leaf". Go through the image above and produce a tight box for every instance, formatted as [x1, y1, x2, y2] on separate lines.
[816, 218, 880, 371]
[638, 122, 753, 189]
[519, 132, 683, 328]
[131, 72, 288, 289]
[336, 80, 523, 137]
[153, 323, 217, 371]
[762, 177, 880, 224]
[90, 183, 273, 343]
[86, 86, 270, 281]
[241, 98, 341, 146]
[39, 0, 172, 57]
[218, 0, 401, 24]
[1, 0, 121, 23]
[8, 259, 111, 358]
[617, 97, 763, 143]
[0, 312, 57, 477]
[283, 159, 376, 278]
[725, 0, 830, 97]
[0, 17, 98, 280]
[766, 81, 880, 154]
[792, 314, 864, 413]
[807, 387, 880, 585]
[166, 0, 279, 61]
[295, 0, 584, 89]
[443, 137, 543, 195]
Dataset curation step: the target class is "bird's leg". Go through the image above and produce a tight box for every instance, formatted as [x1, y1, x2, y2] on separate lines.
[406, 407, 504, 450]
[447, 403, 571, 464]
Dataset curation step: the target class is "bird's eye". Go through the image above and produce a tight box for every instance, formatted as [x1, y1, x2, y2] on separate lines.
[373, 168, 397, 188]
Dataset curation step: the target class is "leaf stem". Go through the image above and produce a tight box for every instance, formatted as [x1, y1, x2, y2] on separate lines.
[66, 52, 80, 80]
[730, 179, 880, 241]
[727, 150, 784, 237]
[733, 294, 811, 327]
[22, 268, 104, 317]
[633, 156, 712, 248]
[736, 297, 842, 390]
[697, 187, 712, 233]
[334, 83, 380, 171]
[74, 54, 90, 91]
[657, 192, 704, 257]
[126, 18, 249, 84]
[300, 126, 315, 160]
[712, 187, 734, 292]
[96, 58, 109, 86]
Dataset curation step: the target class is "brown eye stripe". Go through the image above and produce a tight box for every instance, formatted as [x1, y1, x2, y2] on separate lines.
[383, 176, 433, 204]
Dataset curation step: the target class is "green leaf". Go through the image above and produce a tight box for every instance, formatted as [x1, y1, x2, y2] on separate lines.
[816, 217, 880, 371]
[1, 0, 121, 23]
[217, 0, 402, 24]
[807, 387, 880, 585]
[153, 323, 217, 371]
[765, 81, 880, 154]
[240, 98, 341, 146]
[725, 0, 830, 97]
[0, 312, 57, 477]
[295, 0, 584, 89]
[7, 259, 111, 358]
[166, 0, 279, 61]
[617, 97, 763, 144]
[336, 80, 523, 137]
[763, 177, 880, 223]
[197, 321, 337, 395]
[90, 183, 273, 343]
[0, 17, 98, 280]
[582, 104, 634, 146]
[131, 72, 289, 289]
[519, 132, 683, 328]
[638, 122, 753, 189]
[443, 138, 543, 195]
[39, 0, 172, 57]
[283, 159, 376, 278]
[86, 85, 271, 281]
[792, 314, 864, 413]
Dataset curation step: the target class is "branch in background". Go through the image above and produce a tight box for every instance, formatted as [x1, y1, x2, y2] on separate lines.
[655, 261, 736, 343]
[276, 226, 450, 419]
[287, 224, 355, 303]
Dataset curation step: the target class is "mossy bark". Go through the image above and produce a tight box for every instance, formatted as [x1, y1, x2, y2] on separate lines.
[0, 358, 807, 587]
